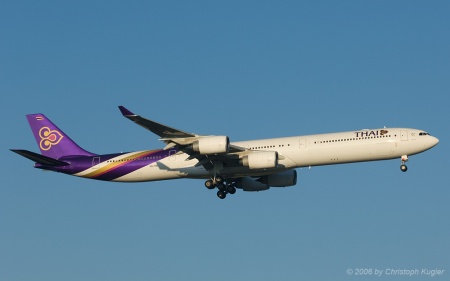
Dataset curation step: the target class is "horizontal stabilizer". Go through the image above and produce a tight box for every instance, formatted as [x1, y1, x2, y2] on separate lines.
[10, 149, 69, 166]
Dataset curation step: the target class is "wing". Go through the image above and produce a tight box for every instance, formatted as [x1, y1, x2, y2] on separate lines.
[118, 106, 197, 139]
[118, 106, 248, 168]
[117, 106, 287, 172]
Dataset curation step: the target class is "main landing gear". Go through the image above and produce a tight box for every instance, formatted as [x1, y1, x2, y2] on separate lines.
[400, 155, 408, 172]
[204, 175, 237, 199]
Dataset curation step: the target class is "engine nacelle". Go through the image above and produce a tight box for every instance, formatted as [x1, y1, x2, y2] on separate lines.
[192, 136, 229, 154]
[259, 170, 297, 187]
[236, 177, 270, 192]
[241, 151, 278, 169]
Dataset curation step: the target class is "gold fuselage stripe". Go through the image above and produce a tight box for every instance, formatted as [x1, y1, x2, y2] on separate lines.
[83, 150, 158, 178]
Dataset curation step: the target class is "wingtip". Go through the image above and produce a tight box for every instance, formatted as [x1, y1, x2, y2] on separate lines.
[118, 106, 135, 116]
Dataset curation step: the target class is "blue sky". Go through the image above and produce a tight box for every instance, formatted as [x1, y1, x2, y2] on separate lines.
[1, 1, 449, 280]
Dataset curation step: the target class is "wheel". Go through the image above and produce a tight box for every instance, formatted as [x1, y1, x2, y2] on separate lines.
[205, 180, 215, 189]
[227, 185, 236, 194]
[215, 175, 224, 183]
[400, 164, 408, 172]
[217, 190, 227, 199]
[217, 183, 226, 191]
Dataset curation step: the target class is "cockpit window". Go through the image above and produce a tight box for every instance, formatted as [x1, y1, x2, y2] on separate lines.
[419, 132, 430, 136]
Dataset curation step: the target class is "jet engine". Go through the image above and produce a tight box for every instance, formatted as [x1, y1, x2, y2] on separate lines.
[240, 151, 278, 169]
[259, 170, 297, 187]
[235, 177, 270, 192]
[236, 170, 297, 192]
[192, 136, 229, 154]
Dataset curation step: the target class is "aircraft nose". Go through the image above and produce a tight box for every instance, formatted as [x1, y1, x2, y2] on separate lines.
[427, 136, 439, 148]
[430, 136, 439, 148]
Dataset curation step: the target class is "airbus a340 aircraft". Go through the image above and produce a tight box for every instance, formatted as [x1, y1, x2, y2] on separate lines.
[12, 106, 439, 199]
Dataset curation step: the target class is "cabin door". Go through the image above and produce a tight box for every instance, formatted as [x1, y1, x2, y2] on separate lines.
[92, 157, 101, 168]
[169, 150, 177, 161]
[299, 138, 307, 149]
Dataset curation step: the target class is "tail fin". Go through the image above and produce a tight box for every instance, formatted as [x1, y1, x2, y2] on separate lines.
[26, 114, 95, 159]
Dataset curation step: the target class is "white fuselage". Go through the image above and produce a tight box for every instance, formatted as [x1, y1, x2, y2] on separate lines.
[105, 127, 438, 182]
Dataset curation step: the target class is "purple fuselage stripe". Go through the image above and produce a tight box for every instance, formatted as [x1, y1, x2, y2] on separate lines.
[36, 149, 174, 181]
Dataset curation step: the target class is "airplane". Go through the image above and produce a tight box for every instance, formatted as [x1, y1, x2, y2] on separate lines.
[11, 106, 439, 199]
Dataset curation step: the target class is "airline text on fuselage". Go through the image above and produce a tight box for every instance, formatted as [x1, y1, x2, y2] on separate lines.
[354, 130, 388, 138]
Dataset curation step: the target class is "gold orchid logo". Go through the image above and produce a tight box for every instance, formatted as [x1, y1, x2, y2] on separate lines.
[39, 127, 64, 151]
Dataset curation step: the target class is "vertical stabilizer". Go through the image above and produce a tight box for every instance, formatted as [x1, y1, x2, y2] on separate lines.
[26, 114, 95, 159]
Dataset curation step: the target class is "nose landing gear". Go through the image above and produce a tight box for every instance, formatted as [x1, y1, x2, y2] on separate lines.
[400, 155, 408, 172]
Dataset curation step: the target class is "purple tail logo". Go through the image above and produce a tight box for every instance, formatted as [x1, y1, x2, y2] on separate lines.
[39, 127, 64, 151]
[26, 113, 96, 158]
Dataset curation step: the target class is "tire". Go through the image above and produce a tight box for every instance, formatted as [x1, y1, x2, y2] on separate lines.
[227, 186, 236, 194]
[217, 190, 226, 199]
[400, 165, 408, 172]
[205, 180, 215, 189]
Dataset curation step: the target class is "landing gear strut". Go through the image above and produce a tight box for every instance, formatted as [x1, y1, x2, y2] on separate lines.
[400, 155, 408, 172]
[204, 177, 237, 199]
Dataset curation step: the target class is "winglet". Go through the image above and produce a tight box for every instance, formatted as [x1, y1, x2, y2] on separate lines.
[118, 106, 136, 116]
